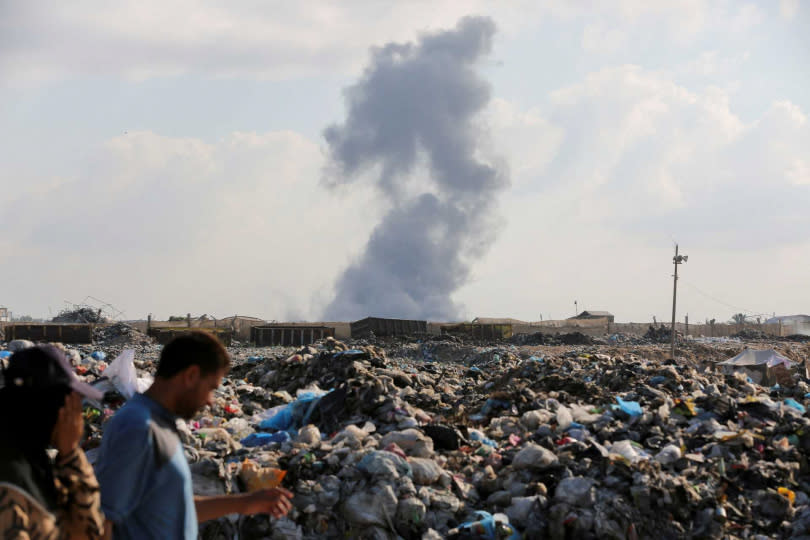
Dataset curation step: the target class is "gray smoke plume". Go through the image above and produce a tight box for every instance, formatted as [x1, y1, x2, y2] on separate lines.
[322, 16, 508, 321]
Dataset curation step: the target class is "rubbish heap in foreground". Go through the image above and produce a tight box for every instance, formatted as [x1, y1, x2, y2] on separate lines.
[4, 327, 810, 539]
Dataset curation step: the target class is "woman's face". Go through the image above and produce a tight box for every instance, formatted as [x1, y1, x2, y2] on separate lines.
[49, 389, 77, 445]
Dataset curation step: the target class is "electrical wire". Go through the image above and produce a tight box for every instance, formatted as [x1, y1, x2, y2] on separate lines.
[681, 280, 770, 319]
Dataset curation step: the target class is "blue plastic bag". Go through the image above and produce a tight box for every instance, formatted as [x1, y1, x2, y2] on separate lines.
[469, 430, 498, 448]
[456, 511, 520, 540]
[0, 351, 11, 359]
[90, 351, 106, 361]
[784, 398, 806, 414]
[259, 405, 295, 431]
[258, 390, 331, 432]
[241, 432, 291, 447]
[615, 396, 643, 417]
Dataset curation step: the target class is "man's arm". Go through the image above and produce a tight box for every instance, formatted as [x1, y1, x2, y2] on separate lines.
[194, 488, 293, 523]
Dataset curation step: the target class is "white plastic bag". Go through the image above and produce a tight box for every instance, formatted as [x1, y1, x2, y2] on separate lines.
[103, 349, 138, 399]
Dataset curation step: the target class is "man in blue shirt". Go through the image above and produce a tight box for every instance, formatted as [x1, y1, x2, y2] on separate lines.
[95, 331, 292, 539]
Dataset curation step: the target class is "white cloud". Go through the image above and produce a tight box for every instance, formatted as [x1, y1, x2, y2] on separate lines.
[581, 22, 628, 54]
[727, 3, 764, 33]
[0, 0, 778, 86]
[455, 64, 810, 321]
[0, 130, 380, 320]
[780, 0, 800, 20]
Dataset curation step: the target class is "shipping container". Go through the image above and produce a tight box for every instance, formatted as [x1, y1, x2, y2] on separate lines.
[3, 323, 94, 344]
[350, 317, 427, 338]
[148, 327, 233, 346]
[440, 323, 513, 340]
[251, 325, 335, 347]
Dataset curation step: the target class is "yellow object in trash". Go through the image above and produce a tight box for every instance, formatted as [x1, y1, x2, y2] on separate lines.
[240, 459, 286, 492]
[778, 487, 796, 505]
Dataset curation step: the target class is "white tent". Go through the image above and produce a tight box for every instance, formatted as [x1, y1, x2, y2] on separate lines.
[718, 349, 798, 385]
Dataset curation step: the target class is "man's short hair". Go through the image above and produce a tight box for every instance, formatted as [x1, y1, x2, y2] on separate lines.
[155, 331, 230, 378]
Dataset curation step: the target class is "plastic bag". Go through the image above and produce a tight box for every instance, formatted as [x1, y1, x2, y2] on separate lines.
[455, 511, 521, 540]
[258, 390, 330, 432]
[615, 396, 643, 417]
[240, 459, 286, 491]
[655, 444, 682, 465]
[103, 349, 138, 399]
[609, 440, 650, 463]
[784, 398, 806, 414]
[241, 432, 291, 447]
[556, 406, 573, 430]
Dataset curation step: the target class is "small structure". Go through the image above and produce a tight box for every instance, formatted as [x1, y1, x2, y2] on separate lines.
[350, 317, 427, 338]
[765, 315, 810, 336]
[569, 310, 615, 323]
[251, 325, 335, 347]
[0, 307, 9, 322]
[717, 349, 800, 386]
[3, 323, 94, 344]
[441, 322, 513, 340]
[148, 327, 233, 346]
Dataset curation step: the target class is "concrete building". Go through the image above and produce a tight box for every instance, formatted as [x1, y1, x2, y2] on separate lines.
[569, 310, 615, 323]
[765, 315, 810, 336]
[0, 307, 9, 323]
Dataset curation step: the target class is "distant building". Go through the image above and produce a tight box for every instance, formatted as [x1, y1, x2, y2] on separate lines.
[0, 307, 9, 322]
[569, 310, 614, 323]
[765, 314, 810, 336]
[765, 314, 810, 325]
[471, 317, 529, 326]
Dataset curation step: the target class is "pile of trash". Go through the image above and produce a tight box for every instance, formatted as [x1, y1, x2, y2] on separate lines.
[510, 332, 594, 346]
[732, 329, 770, 341]
[4, 334, 810, 539]
[52, 307, 108, 323]
[644, 325, 680, 343]
[93, 322, 153, 347]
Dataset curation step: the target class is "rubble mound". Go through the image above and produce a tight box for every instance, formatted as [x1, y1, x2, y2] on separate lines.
[644, 325, 679, 343]
[733, 328, 770, 340]
[68, 335, 810, 539]
[511, 331, 594, 346]
[52, 307, 108, 323]
[93, 322, 153, 347]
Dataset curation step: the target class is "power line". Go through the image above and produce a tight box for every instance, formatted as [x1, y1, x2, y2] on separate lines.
[681, 281, 769, 318]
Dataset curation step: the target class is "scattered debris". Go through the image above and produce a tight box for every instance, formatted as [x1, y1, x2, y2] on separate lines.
[53, 307, 107, 324]
[4, 333, 810, 539]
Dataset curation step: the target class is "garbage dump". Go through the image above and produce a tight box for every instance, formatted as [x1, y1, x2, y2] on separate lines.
[644, 325, 681, 343]
[3, 332, 810, 539]
[52, 307, 108, 323]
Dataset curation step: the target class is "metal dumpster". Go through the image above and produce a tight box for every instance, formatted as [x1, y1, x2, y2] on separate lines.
[251, 325, 335, 347]
[2, 323, 94, 344]
[148, 327, 233, 346]
[350, 317, 427, 338]
[440, 323, 513, 340]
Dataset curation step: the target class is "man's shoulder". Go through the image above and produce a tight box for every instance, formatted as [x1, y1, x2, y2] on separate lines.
[105, 397, 154, 437]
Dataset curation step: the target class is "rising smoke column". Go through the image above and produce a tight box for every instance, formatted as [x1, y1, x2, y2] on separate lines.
[322, 16, 508, 321]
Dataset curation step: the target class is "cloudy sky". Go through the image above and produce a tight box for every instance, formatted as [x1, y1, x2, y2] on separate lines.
[1, 1, 808, 323]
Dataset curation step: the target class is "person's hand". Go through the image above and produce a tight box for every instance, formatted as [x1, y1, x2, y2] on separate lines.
[242, 488, 294, 518]
[53, 392, 84, 457]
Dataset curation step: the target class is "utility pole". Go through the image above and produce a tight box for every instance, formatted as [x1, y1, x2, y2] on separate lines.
[671, 244, 688, 358]
[574, 300, 578, 317]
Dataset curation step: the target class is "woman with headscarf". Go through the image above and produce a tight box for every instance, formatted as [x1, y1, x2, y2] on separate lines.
[0, 345, 105, 539]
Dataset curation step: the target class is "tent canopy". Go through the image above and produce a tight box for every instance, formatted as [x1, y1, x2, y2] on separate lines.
[718, 348, 796, 369]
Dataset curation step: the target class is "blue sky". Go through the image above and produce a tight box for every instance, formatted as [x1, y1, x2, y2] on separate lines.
[1, 1, 808, 323]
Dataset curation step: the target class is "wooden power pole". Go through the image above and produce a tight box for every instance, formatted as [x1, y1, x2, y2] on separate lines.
[670, 244, 688, 358]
